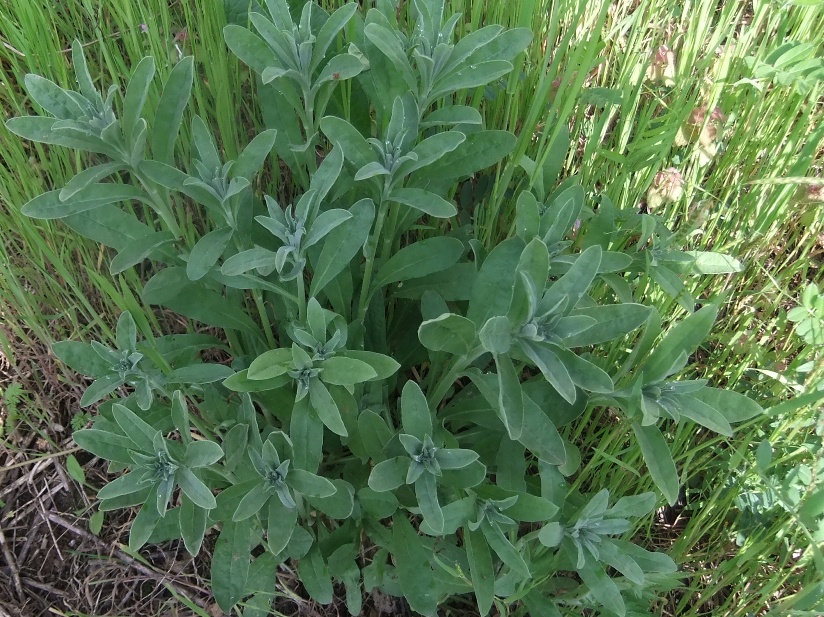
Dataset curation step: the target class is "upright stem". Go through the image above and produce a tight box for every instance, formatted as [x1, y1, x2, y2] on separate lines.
[297, 272, 307, 323]
[132, 169, 183, 238]
[427, 346, 485, 409]
[356, 189, 392, 334]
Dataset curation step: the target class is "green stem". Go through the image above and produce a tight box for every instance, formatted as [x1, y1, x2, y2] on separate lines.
[253, 290, 276, 349]
[427, 346, 485, 409]
[297, 272, 307, 323]
[131, 168, 183, 238]
[356, 193, 392, 333]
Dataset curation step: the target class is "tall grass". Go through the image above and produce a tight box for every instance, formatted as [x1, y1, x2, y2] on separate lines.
[1, 0, 822, 615]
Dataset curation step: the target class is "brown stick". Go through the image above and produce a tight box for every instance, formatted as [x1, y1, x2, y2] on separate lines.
[42, 512, 210, 608]
[0, 523, 24, 602]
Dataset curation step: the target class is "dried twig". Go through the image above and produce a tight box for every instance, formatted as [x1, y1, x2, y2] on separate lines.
[42, 512, 210, 608]
[0, 523, 24, 602]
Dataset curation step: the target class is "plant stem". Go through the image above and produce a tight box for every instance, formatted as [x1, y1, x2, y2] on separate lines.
[296, 272, 307, 322]
[356, 191, 392, 336]
[427, 346, 485, 409]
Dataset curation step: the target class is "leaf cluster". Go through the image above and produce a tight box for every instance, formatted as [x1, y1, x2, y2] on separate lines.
[6, 1, 763, 615]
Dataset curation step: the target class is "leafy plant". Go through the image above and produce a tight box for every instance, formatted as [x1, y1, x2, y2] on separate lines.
[788, 282, 824, 348]
[6, 0, 764, 614]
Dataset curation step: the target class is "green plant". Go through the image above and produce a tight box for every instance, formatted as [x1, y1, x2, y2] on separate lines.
[6, 0, 765, 614]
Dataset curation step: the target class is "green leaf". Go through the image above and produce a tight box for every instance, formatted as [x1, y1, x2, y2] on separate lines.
[310, 198, 375, 296]
[89, 510, 104, 536]
[184, 440, 224, 468]
[80, 374, 124, 409]
[689, 387, 764, 423]
[420, 105, 482, 128]
[111, 403, 156, 452]
[598, 539, 645, 585]
[519, 391, 566, 465]
[5, 116, 114, 154]
[168, 363, 236, 384]
[435, 448, 479, 470]
[563, 304, 652, 347]
[494, 491, 557, 523]
[70, 40, 100, 103]
[481, 519, 530, 578]
[429, 60, 513, 100]
[642, 304, 718, 384]
[232, 128, 277, 181]
[233, 482, 270, 521]
[495, 354, 524, 439]
[129, 492, 162, 551]
[177, 467, 217, 510]
[291, 397, 324, 472]
[311, 2, 358, 72]
[319, 117, 376, 171]
[180, 495, 208, 556]
[267, 497, 297, 554]
[307, 478, 355, 519]
[288, 469, 337, 499]
[539, 245, 602, 316]
[298, 546, 334, 604]
[400, 380, 433, 440]
[678, 251, 744, 275]
[479, 316, 513, 355]
[220, 247, 278, 276]
[538, 521, 564, 548]
[308, 381, 348, 436]
[392, 513, 438, 616]
[610, 538, 677, 573]
[465, 528, 494, 616]
[357, 487, 399, 519]
[415, 473, 444, 534]
[318, 356, 377, 386]
[337, 350, 400, 380]
[671, 393, 733, 436]
[152, 56, 194, 164]
[373, 237, 463, 289]
[97, 470, 145, 499]
[395, 131, 466, 177]
[109, 230, 176, 275]
[212, 519, 252, 611]
[73, 429, 135, 465]
[123, 56, 155, 144]
[187, 226, 233, 280]
[425, 130, 516, 180]
[388, 187, 457, 218]
[368, 457, 410, 492]
[52, 341, 112, 378]
[143, 267, 261, 336]
[22, 185, 146, 220]
[59, 163, 127, 201]
[522, 343, 577, 404]
[138, 159, 189, 190]
[246, 348, 292, 380]
[440, 25, 502, 74]
[439, 459, 487, 489]
[609, 492, 656, 518]
[632, 422, 679, 505]
[316, 53, 365, 85]
[23, 74, 85, 119]
[550, 347, 613, 393]
[418, 313, 476, 355]
[518, 237, 550, 290]
[364, 23, 417, 92]
[468, 237, 524, 326]
[577, 556, 625, 617]
[358, 410, 393, 462]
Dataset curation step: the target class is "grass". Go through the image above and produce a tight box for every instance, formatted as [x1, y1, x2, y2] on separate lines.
[1, 0, 823, 615]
